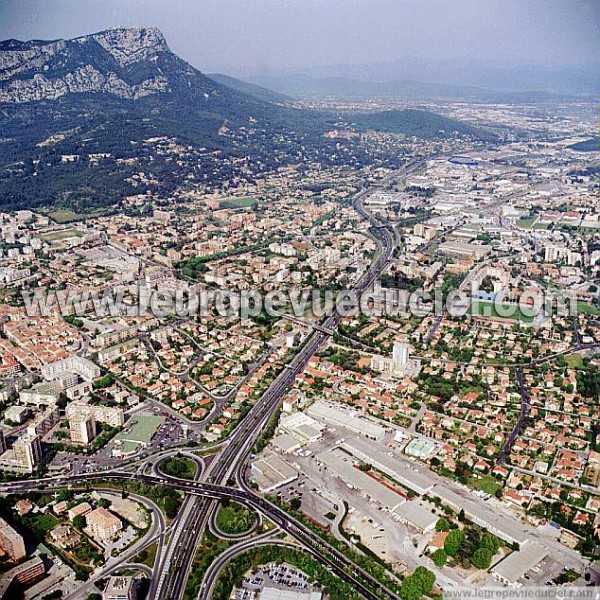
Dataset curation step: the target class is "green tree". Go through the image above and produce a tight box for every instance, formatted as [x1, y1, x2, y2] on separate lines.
[444, 529, 465, 557]
[72, 515, 86, 530]
[163, 495, 180, 519]
[432, 548, 447, 567]
[399, 577, 423, 600]
[435, 518, 450, 532]
[412, 566, 435, 595]
[480, 533, 500, 554]
[472, 547, 493, 570]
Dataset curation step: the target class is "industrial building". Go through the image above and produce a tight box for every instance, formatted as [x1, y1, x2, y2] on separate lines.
[340, 437, 434, 496]
[316, 449, 437, 533]
[491, 543, 547, 587]
[306, 401, 387, 440]
[250, 451, 299, 493]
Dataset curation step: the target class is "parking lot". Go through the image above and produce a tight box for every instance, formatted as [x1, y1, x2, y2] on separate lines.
[234, 562, 320, 599]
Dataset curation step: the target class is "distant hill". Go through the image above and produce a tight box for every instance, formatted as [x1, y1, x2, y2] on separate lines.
[245, 74, 577, 103]
[260, 57, 599, 96]
[568, 137, 599, 152]
[0, 27, 495, 211]
[207, 73, 292, 104]
[350, 109, 497, 141]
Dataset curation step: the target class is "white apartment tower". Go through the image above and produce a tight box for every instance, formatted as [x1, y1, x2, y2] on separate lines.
[70, 414, 96, 445]
[13, 433, 42, 472]
[392, 341, 410, 368]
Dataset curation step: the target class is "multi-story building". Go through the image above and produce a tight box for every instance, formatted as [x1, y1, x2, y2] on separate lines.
[86, 507, 122, 543]
[0, 556, 45, 597]
[41, 355, 101, 382]
[0, 353, 21, 378]
[26, 406, 60, 438]
[70, 413, 96, 445]
[66, 401, 124, 428]
[103, 575, 137, 600]
[12, 433, 42, 472]
[0, 517, 26, 560]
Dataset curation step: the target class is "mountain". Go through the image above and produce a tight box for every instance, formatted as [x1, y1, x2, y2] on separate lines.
[245, 74, 576, 103]
[259, 57, 599, 96]
[207, 73, 292, 104]
[0, 27, 495, 212]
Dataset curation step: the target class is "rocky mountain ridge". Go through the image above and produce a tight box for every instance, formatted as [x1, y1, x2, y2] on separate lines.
[0, 27, 175, 102]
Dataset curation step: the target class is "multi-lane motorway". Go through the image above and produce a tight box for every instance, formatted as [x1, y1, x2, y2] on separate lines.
[0, 160, 424, 600]
[150, 162, 407, 600]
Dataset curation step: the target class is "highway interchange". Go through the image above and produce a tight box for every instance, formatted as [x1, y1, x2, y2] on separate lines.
[0, 160, 422, 600]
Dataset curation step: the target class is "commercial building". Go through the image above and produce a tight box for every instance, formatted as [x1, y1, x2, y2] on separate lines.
[307, 401, 387, 441]
[86, 507, 122, 543]
[0, 517, 26, 560]
[404, 438, 438, 460]
[279, 412, 325, 444]
[112, 414, 163, 455]
[260, 589, 321, 600]
[104, 575, 137, 600]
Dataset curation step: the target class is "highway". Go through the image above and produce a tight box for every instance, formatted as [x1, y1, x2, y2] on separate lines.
[146, 159, 413, 600]
[0, 160, 422, 600]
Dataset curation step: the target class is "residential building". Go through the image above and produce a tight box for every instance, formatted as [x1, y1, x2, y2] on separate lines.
[0, 517, 26, 560]
[12, 433, 41, 472]
[86, 507, 122, 542]
[70, 413, 96, 445]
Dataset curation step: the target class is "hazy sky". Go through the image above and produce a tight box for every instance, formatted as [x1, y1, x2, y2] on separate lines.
[1, 0, 597, 74]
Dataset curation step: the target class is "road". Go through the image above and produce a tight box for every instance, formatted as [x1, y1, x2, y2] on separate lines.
[147, 159, 413, 600]
[0, 160, 419, 600]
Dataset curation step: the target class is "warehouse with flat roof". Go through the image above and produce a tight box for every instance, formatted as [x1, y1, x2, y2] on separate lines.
[341, 437, 434, 496]
[250, 452, 299, 493]
[491, 543, 547, 587]
[307, 401, 387, 440]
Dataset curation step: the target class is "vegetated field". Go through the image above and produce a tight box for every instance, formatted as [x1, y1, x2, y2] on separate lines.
[47, 209, 86, 223]
[134, 540, 158, 568]
[564, 353, 584, 369]
[39, 227, 84, 242]
[468, 475, 502, 496]
[577, 301, 600, 316]
[22, 511, 60, 537]
[516, 217, 536, 229]
[215, 501, 256, 535]
[219, 196, 259, 209]
[532, 222, 550, 230]
[158, 456, 197, 480]
[45, 207, 113, 223]
[470, 300, 534, 323]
